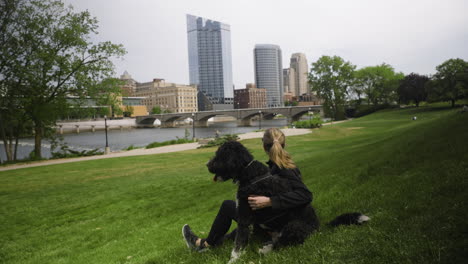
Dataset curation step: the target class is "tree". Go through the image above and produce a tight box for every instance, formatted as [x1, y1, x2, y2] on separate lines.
[308, 55, 355, 120]
[354, 63, 403, 106]
[426, 58, 468, 107]
[151, 106, 162, 114]
[398, 73, 429, 107]
[123, 105, 134, 117]
[284, 101, 298, 106]
[94, 78, 125, 118]
[0, 0, 125, 159]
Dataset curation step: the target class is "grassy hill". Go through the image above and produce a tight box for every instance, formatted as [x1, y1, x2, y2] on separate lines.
[1, 106, 467, 264]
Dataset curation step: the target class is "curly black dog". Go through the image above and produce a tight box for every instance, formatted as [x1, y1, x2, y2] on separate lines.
[207, 141, 370, 263]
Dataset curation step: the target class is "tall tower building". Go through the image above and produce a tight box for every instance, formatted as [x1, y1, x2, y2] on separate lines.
[186, 14, 234, 111]
[289, 53, 309, 96]
[254, 44, 283, 107]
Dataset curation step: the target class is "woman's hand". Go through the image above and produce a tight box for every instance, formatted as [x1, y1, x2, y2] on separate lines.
[248, 195, 272, 210]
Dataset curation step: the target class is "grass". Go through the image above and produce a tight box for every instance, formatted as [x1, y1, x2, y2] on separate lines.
[0, 106, 467, 264]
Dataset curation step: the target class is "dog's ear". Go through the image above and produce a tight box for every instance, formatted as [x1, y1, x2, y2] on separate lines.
[206, 141, 253, 179]
[222, 141, 253, 169]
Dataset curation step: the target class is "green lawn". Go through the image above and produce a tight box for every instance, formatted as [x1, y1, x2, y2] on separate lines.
[1, 106, 467, 264]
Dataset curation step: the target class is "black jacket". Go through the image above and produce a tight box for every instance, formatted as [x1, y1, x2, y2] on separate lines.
[267, 161, 313, 210]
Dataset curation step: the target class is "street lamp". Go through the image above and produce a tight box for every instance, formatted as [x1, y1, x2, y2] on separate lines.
[104, 115, 110, 154]
[191, 112, 196, 140]
[258, 110, 262, 130]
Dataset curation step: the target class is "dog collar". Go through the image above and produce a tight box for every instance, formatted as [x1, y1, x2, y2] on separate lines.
[244, 159, 255, 169]
[251, 173, 273, 185]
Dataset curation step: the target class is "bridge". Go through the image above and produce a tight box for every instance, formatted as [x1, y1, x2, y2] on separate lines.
[135, 105, 323, 127]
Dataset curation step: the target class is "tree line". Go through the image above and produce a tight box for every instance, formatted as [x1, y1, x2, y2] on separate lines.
[308, 56, 468, 120]
[0, 0, 125, 162]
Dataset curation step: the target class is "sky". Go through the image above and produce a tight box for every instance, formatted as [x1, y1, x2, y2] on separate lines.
[63, 0, 468, 88]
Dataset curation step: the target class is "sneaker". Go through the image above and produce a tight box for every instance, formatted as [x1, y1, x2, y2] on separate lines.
[182, 224, 198, 249]
[182, 224, 209, 252]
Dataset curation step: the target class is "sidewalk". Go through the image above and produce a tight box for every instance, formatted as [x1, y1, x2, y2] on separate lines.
[0, 128, 314, 172]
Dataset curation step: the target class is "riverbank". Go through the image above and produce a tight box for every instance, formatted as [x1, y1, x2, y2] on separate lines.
[0, 128, 313, 172]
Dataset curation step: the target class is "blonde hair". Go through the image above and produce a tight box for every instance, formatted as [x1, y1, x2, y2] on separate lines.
[262, 128, 296, 169]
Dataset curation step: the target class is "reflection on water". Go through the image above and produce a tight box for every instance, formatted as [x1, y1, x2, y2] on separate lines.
[0, 119, 288, 160]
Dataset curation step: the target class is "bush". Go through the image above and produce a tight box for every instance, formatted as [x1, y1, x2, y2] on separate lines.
[51, 148, 103, 159]
[125, 145, 142, 151]
[293, 116, 323, 128]
[198, 134, 239, 149]
[145, 138, 194, 149]
[349, 104, 398, 118]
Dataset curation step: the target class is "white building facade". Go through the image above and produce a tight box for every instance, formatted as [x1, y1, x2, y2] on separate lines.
[254, 44, 283, 107]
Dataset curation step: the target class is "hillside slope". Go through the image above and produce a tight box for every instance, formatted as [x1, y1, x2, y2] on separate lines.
[0, 106, 467, 264]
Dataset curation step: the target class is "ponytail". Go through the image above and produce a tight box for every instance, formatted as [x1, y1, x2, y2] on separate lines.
[263, 128, 296, 169]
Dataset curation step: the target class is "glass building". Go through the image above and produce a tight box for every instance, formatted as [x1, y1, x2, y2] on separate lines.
[254, 44, 283, 107]
[186, 14, 234, 110]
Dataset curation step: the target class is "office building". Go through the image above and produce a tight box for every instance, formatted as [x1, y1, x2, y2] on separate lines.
[120, 71, 137, 96]
[254, 44, 283, 107]
[186, 14, 234, 110]
[134, 79, 198, 113]
[234, 83, 267, 109]
[120, 72, 197, 114]
[289, 53, 309, 96]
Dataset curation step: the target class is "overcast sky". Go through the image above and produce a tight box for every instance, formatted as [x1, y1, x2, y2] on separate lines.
[63, 0, 468, 88]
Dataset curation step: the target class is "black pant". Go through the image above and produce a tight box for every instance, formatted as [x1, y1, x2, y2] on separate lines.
[206, 200, 238, 246]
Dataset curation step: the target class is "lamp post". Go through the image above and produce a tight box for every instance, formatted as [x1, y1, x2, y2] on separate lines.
[258, 110, 262, 130]
[191, 112, 196, 140]
[104, 115, 110, 154]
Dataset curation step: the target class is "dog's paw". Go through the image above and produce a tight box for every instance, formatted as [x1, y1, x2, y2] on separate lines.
[227, 249, 242, 264]
[258, 243, 274, 254]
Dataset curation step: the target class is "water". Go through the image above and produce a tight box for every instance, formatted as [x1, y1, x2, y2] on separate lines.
[0, 119, 288, 161]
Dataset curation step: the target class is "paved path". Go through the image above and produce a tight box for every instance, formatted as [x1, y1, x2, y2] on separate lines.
[0, 128, 315, 172]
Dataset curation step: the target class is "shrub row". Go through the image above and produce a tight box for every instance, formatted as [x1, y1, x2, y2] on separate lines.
[292, 116, 323, 128]
[145, 138, 194, 149]
[197, 134, 239, 149]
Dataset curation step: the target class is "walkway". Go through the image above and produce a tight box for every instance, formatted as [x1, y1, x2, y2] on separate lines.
[0, 128, 315, 172]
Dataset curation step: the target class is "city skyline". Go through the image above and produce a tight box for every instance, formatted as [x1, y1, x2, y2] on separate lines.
[63, 0, 468, 88]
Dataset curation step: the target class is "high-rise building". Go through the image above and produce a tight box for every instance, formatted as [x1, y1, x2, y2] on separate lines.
[254, 44, 283, 107]
[289, 53, 309, 96]
[186, 14, 234, 111]
[282, 69, 291, 93]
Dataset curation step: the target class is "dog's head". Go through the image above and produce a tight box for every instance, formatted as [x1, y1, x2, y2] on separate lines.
[207, 141, 253, 182]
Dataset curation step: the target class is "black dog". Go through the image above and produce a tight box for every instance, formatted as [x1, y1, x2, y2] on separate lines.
[207, 141, 369, 263]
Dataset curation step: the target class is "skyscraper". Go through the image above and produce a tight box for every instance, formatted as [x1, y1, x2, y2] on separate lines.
[186, 14, 233, 111]
[289, 53, 309, 96]
[254, 44, 283, 107]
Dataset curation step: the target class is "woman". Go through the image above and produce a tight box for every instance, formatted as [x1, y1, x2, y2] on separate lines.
[183, 128, 313, 251]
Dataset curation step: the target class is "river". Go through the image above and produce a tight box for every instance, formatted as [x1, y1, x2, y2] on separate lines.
[0, 119, 289, 161]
